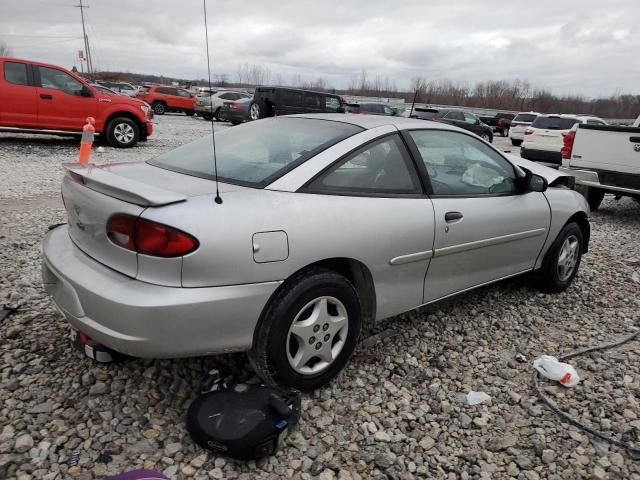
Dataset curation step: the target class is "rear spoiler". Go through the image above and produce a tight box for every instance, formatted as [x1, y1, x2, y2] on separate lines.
[63, 163, 187, 207]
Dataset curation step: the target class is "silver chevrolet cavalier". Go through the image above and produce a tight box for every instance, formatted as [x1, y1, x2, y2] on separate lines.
[42, 114, 590, 390]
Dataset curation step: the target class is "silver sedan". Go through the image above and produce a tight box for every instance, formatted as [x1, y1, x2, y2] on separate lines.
[42, 114, 590, 390]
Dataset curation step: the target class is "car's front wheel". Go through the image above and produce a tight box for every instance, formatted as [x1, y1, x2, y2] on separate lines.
[511, 139, 522, 147]
[249, 268, 362, 391]
[105, 117, 140, 148]
[536, 222, 583, 293]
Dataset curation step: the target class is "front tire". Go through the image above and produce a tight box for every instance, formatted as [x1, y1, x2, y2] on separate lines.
[536, 222, 583, 293]
[248, 268, 362, 391]
[576, 185, 605, 211]
[185, 110, 195, 116]
[511, 139, 522, 147]
[105, 117, 140, 148]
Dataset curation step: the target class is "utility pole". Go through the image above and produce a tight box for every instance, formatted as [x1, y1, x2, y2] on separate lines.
[74, 0, 93, 77]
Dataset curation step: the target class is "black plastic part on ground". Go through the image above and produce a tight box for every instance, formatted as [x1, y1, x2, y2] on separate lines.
[532, 327, 640, 456]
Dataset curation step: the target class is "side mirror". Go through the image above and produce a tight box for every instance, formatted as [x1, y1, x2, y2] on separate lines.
[80, 85, 93, 97]
[522, 172, 548, 192]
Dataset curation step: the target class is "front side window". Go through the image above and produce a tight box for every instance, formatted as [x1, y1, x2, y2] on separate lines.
[306, 135, 421, 195]
[463, 112, 477, 124]
[324, 97, 341, 112]
[409, 130, 517, 196]
[150, 118, 362, 187]
[4, 62, 29, 85]
[38, 66, 84, 95]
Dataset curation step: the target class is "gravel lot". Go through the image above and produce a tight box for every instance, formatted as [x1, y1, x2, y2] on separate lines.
[1, 115, 639, 480]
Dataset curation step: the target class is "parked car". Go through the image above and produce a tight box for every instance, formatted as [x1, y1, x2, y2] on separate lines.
[559, 114, 640, 210]
[196, 90, 252, 121]
[247, 87, 345, 121]
[95, 81, 139, 97]
[42, 114, 589, 390]
[346, 103, 397, 116]
[136, 85, 197, 116]
[412, 108, 493, 142]
[0, 56, 153, 147]
[91, 84, 120, 96]
[221, 97, 252, 125]
[479, 113, 515, 137]
[521, 114, 607, 163]
[509, 112, 540, 147]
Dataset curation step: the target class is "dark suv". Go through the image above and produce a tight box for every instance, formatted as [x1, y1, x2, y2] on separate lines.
[347, 103, 397, 116]
[411, 108, 493, 143]
[247, 87, 345, 121]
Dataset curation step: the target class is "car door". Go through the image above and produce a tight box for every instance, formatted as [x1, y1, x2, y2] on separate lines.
[0, 60, 38, 127]
[324, 96, 342, 113]
[463, 112, 483, 135]
[35, 65, 99, 130]
[176, 88, 194, 109]
[404, 129, 550, 303]
[302, 133, 435, 319]
[441, 111, 467, 131]
[304, 93, 323, 114]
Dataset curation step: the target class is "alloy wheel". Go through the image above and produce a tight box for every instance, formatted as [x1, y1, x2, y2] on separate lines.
[250, 104, 260, 120]
[557, 235, 579, 281]
[286, 296, 349, 375]
[113, 123, 135, 145]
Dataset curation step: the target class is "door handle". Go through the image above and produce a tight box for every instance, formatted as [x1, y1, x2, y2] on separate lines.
[445, 211, 463, 222]
[40, 94, 53, 100]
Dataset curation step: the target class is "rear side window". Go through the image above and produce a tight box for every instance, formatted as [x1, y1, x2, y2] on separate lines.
[4, 62, 29, 85]
[305, 94, 321, 108]
[281, 90, 303, 107]
[444, 111, 464, 121]
[306, 134, 422, 195]
[177, 89, 192, 98]
[38, 66, 84, 95]
[586, 119, 606, 125]
[156, 87, 173, 95]
[149, 118, 363, 187]
[513, 113, 537, 123]
[532, 117, 579, 130]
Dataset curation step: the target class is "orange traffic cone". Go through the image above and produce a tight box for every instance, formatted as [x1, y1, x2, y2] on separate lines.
[78, 117, 96, 164]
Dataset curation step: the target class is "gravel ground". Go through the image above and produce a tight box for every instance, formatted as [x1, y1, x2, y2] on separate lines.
[1, 115, 639, 479]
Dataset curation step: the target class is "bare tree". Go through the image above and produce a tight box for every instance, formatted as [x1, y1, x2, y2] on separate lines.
[0, 41, 12, 56]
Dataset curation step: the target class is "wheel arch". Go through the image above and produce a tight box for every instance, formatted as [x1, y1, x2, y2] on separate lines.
[104, 111, 145, 137]
[566, 211, 590, 253]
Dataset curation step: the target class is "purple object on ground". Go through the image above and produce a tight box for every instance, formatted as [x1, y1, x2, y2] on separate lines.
[106, 470, 169, 480]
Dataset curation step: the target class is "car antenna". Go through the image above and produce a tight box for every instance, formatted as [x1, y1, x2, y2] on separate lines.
[409, 89, 419, 118]
[203, 0, 222, 204]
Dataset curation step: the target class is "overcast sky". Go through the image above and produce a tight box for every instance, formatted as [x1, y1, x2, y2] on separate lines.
[1, 1, 638, 97]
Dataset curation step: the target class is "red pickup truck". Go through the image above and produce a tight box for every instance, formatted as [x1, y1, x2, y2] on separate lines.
[0, 57, 153, 148]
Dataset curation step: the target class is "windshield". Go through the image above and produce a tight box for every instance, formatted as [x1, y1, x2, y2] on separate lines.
[532, 116, 579, 130]
[513, 113, 537, 123]
[149, 118, 363, 187]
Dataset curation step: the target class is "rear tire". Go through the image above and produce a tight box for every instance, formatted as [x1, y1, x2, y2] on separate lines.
[511, 139, 522, 147]
[248, 268, 362, 391]
[152, 102, 166, 115]
[231, 120, 241, 125]
[185, 110, 195, 116]
[249, 102, 261, 121]
[536, 222, 583, 293]
[105, 117, 140, 148]
[215, 107, 225, 122]
[481, 132, 492, 143]
[576, 185, 605, 211]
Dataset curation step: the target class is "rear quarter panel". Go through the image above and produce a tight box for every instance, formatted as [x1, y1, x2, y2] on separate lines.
[571, 125, 640, 174]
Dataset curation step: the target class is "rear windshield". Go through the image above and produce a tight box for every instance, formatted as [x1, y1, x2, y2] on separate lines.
[149, 118, 363, 187]
[532, 116, 579, 130]
[513, 113, 537, 123]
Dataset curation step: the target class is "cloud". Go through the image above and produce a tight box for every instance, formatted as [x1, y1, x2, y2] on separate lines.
[1, 0, 638, 97]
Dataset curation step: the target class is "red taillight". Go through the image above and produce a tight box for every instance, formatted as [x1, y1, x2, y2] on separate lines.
[230, 103, 240, 110]
[524, 128, 534, 135]
[106, 214, 198, 257]
[561, 130, 576, 159]
[498, 119, 504, 126]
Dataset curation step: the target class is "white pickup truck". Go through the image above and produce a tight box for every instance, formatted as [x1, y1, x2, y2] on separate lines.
[559, 115, 640, 210]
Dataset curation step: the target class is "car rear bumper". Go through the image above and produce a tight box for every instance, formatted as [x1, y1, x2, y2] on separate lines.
[520, 147, 562, 163]
[42, 225, 280, 358]
[559, 167, 640, 196]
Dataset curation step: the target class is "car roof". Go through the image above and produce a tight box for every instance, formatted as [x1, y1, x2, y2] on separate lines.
[288, 113, 460, 131]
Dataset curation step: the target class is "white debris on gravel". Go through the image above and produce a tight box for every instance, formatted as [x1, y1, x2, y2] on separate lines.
[1, 115, 640, 479]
